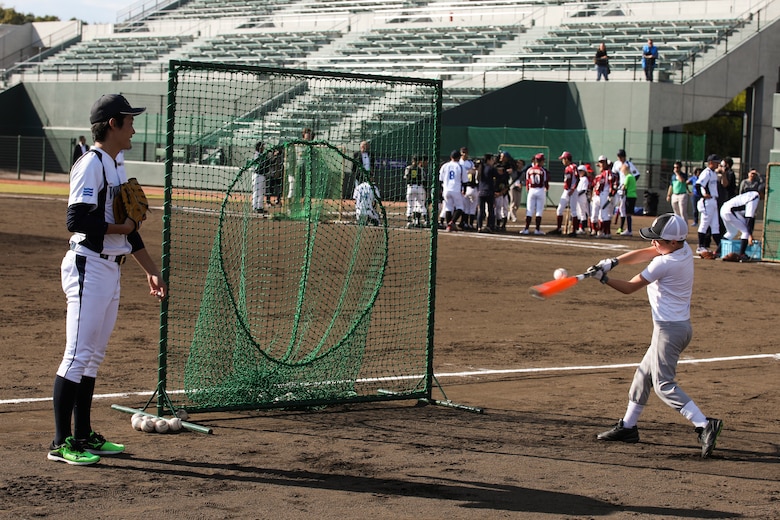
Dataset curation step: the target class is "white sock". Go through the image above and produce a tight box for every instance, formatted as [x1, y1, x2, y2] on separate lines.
[622, 402, 645, 428]
[680, 400, 708, 428]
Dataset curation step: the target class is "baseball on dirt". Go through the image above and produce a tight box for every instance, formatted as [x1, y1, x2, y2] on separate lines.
[176, 409, 189, 421]
[141, 417, 156, 433]
[131, 416, 144, 431]
[154, 419, 169, 433]
[553, 268, 568, 280]
[166, 417, 182, 432]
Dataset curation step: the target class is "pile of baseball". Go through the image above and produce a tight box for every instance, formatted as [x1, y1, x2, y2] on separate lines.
[130, 412, 184, 434]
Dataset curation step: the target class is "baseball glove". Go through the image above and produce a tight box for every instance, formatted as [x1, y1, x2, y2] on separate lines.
[113, 178, 148, 231]
[699, 250, 717, 259]
[721, 252, 740, 262]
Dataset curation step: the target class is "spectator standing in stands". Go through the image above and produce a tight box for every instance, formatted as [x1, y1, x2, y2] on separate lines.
[72, 135, 89, 165]
[594, 42, 610, 81]
[739, 169, 763, 194]
[642, 39, 658, 82]
[666, 161, 690, 224]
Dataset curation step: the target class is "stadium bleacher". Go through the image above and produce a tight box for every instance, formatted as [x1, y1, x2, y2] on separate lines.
[13, 35, 194, 79]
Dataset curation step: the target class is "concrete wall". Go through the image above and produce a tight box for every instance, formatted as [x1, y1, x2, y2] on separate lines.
[18, 81, 167, 171]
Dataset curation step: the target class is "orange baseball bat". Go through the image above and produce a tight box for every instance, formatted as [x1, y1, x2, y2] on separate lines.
[529, 272, 593, 300]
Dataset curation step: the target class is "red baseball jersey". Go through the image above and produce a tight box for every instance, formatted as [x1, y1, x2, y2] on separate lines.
[563, 163, 578, 190]
[525, 165, 549, 189]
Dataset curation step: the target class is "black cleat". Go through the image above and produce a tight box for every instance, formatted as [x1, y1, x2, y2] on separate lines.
[697, 418, 723, 458]
[597, 420, 640, 443]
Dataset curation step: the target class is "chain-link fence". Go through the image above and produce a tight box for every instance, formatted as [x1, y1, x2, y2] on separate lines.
[0, 135, 171, 180]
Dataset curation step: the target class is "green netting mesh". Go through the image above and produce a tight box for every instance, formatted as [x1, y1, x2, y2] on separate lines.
[160, 61, 441, 412]
[762, 163, 779, 262]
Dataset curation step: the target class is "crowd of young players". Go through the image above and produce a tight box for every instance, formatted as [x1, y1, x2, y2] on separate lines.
[407, 146, 642, 238]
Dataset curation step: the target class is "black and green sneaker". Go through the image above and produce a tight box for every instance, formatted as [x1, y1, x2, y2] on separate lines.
[48, 436, 101, 465]
[84, 431, 125, 455]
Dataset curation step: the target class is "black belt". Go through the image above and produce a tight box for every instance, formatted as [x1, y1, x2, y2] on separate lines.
[70, 242, 127, 264]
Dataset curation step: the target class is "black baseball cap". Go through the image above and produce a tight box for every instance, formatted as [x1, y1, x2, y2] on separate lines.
[450, 149, 461, 159]
[90, 94, 146, 124]
[706, 153, 720, 163]
[617, 149, 626, 157]
[640, 213, 688, 241]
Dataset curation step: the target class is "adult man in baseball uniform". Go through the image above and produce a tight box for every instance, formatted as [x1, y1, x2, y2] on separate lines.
[439, 149, 467, 232]
[695, 154, 722, 256]
[588, 213, 723, 458]
[49, 94, 167, 465]
[520, 153, 549, 235]
[549, 151, 577, 236]
[720, 189, 762, 261]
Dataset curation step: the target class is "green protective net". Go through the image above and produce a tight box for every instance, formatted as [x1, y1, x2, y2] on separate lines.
[762, 164, 780, 262]
[161, 61, 441, 412]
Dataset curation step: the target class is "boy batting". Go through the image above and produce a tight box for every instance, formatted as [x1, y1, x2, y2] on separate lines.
[586, 213, 723, 458]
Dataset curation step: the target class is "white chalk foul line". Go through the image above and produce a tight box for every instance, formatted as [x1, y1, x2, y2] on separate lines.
[2, 353, 777, 406]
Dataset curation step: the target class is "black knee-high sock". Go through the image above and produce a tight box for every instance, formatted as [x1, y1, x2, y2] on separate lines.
[74, 376, 96, 440]
[53, 375, 79, 446]
[698, 232, 708, 249]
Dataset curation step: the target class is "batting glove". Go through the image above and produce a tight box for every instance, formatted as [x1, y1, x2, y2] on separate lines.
[586, 265, 609, 284]
[596, 257, 619, 273]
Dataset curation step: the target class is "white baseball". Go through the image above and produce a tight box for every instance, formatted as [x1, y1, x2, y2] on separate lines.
[176, 409, 189, 421]
[131, 416, 144, 431]
[154, 419, 169, 433]
[132, 412, 144, 421]
[166, 417, 182, 432]
[554, 268, 568, 280]
[141, 417, 156, 433]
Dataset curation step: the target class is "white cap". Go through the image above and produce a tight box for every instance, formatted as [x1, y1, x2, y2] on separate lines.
[640, 213, 688, 241]
[598, 155, 608, 162]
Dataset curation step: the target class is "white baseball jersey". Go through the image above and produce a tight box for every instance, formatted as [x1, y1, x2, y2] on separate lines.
[439, 160, 467, 194]
[353, 181, 380, 222]
[696, 166, 720, 234]
[68, 148, 131, 257]
[641, 243, 694, 322]
[612, 159, 640, 178]
[696, 166, 719, 200]
[720, 190, 760, 240]
[439, 160, 467, 213]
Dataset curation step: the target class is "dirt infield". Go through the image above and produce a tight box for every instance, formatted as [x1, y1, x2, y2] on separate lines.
[1, 190, 778, 519]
